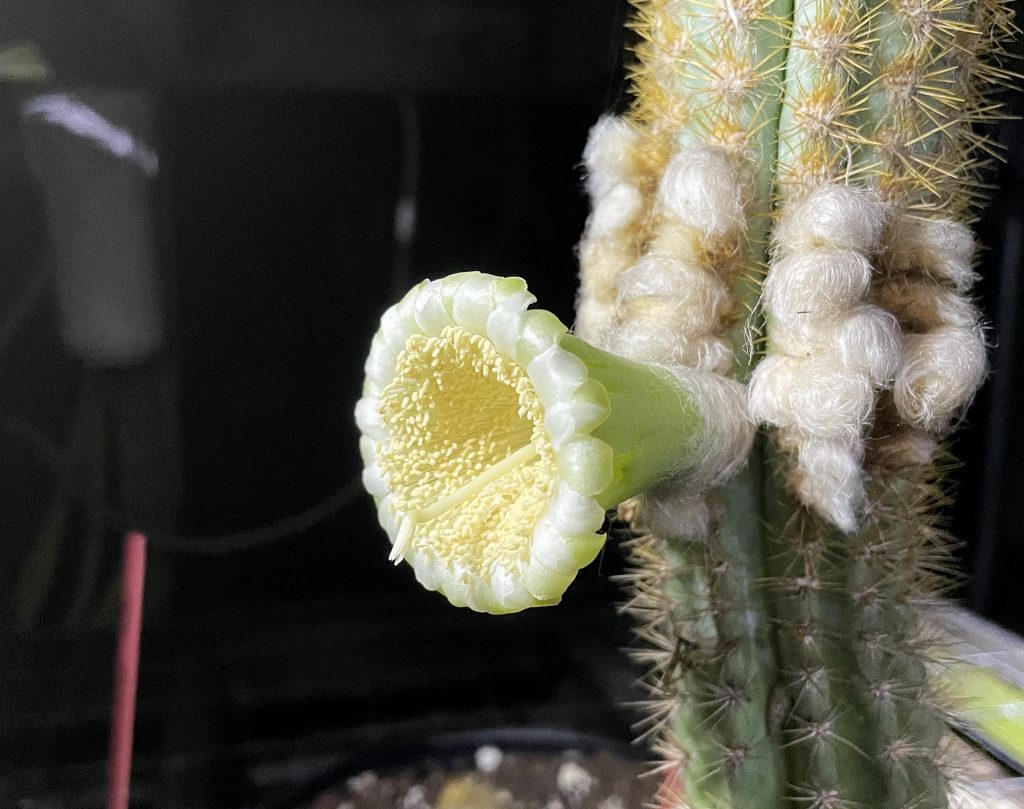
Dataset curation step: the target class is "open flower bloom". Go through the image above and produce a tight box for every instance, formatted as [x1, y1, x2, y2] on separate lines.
[355, 272, 751, 613]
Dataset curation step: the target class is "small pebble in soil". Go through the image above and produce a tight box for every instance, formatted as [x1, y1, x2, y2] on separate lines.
[437, 775, 511, 809]
[347, 771, 378, 795]
[475, 745, 504, 774]
[401, 785, 430, 809]
[313, 749, 655, 808]
[556, 762, 594, 802]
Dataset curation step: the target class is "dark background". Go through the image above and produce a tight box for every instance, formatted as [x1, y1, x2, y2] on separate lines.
[0, 1, 1021, 807]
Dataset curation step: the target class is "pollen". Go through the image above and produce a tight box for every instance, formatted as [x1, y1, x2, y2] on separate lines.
[377, 325, 558, 577]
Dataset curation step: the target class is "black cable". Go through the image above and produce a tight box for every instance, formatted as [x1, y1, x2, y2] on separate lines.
[144, 476, 364, 555]
[3, 409, 365, 555]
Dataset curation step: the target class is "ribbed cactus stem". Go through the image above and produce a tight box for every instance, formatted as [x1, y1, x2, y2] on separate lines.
[754, 0, 1010, 804]
[702, 465, 783, 808]
[853, 7, 999, 802]
[764, 486, 885, 809]
[618, 3, 793, 809]
[776, 0, 872, 192]
[860, 0, 971, 212]
[759, 2, 902, 802]
[846, 481, 952, 809]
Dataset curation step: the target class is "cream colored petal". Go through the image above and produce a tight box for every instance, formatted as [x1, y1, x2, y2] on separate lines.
[486, 290, 534, 359]
[527, 344, 588, 404]
[353, 397, 384, 441]
[413, 280, 452, 334]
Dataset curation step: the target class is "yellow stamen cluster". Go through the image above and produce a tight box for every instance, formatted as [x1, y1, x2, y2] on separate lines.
[377, 325, 557, 577]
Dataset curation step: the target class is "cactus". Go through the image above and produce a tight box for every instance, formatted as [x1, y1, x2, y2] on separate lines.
[355, 0, 1017, 806]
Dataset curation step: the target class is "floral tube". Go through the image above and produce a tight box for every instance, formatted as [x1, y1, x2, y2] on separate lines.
[355, 272, 752, 614]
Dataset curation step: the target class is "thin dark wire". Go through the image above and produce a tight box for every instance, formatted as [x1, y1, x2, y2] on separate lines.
[145, 476, 364, 555]
[3, 409, 365, 555]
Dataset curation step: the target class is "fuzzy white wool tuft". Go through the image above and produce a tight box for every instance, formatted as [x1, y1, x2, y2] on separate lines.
[586, 183, 645, 239]
[750, 183, 892, 532]
[615, 256, 732, 337]
[605, 318, 734, 374]
[876, 214, 987, 454]
[763, 250, 873, 323]
[749, 356, 875, 443]
[616, 255, 732, 317]
[793, 437, 866, 534]
[885, 215, 977, 292]
[657, 147, 745, 242]
[878, 279, 981, 331]
[582, 115, 644, 200]
[576, 116, 650, 341]
[831, 306, 902, 385]
[772, 184, 885, 253]
[894, 326, 988, 433]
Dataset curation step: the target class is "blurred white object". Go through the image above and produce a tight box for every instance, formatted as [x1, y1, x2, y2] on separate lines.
[0, 41, 54, 83]
[950, 777, 1024, 808]
[20, 90, 163, 365]
[474, 744, 503, 774]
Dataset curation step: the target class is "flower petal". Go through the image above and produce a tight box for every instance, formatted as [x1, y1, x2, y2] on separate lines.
[354, 397, 384, 441]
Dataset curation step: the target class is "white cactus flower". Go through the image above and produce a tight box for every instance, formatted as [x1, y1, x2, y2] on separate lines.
[356, 272, 748, 614]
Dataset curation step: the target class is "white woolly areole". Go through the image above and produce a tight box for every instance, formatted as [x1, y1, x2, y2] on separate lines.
[754, 183, 892, 532]
[893, 326, 988, 433]
[576, 115, 649, 341]
[604, 321, 734, 374]
[829, 306, 902, 386]
[749, 355, 875, 444]
[587, 183, 645, 239]
[873, 211, 986, 466]
[793, 437, 866, 533]
[583, 115, 644, 201]
[773, 184, 885, 253]
[878, 280, 981, 332]
[884, 215, 978, 291]
[770, 306, 901, 386]
[763, 250, 873, 323]
[657, 146, 744, 243]
[615, 255, 732, 329]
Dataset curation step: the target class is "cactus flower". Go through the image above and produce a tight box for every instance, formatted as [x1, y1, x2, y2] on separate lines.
[355, 272, 750, 614]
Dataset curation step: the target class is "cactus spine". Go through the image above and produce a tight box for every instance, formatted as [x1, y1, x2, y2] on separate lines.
[589, 0, 1016, 807]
